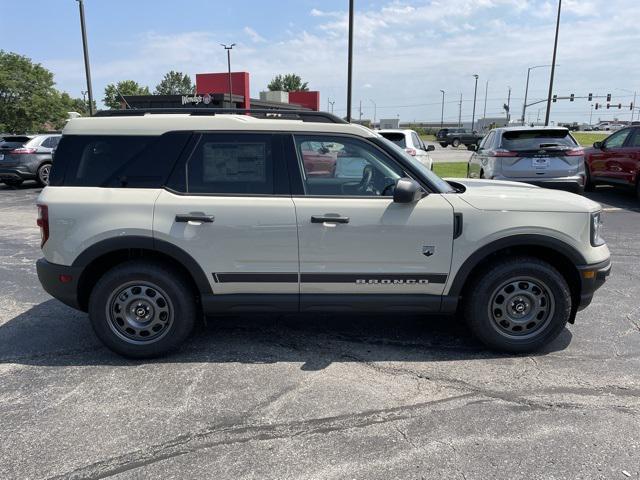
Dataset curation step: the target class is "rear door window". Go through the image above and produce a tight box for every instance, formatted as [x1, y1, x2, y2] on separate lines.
[378, 132, 406, 148]
[501, 130, 577, 151]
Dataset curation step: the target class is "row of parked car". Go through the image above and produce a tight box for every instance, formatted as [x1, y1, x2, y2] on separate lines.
[0, 133, 60, 187]
[466, 125, 640, 199]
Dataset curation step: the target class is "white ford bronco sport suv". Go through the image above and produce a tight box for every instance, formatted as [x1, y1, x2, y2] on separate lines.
[36, 109, 611, 358]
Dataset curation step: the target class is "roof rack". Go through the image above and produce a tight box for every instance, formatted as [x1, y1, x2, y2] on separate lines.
[93, 108, 348, 124]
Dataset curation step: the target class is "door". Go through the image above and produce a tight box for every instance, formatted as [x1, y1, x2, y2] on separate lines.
[590, 128, 634, 181]
[289, 134, 454, 310]
[622, 128, 640, 184]
[153, 133, 299, 297]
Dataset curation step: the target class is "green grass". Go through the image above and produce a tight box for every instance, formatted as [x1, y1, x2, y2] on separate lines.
[419, 134, 436, 142]
[433, 162, 467, 178]
[573, 132, 608, 147]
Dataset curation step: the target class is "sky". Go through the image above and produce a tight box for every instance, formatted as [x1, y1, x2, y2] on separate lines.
[1, 0, 639, 124]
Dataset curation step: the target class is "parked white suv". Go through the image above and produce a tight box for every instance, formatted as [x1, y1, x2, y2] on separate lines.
[36, 109, 610, 358]
[377, 129, 434, 170]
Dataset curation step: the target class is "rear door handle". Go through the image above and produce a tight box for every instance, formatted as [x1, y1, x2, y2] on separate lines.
[175, 214, 215, 223]
[311, 215, 350, 224]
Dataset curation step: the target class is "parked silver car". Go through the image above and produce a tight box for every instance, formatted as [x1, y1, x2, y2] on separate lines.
[467, 127, 585, 193]
[0, 134, 61, 187]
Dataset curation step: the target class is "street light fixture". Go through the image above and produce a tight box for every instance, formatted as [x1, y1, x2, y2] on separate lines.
[439, 90, 445, 129]
[220, 43, 236, 108]
[521, 64, 553, 124]
[544, 0, 562, 126]
[471, 74, 479, 132]
[76, 0, 94, 115]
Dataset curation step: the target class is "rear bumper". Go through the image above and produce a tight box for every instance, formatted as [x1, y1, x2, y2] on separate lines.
[36, 258, 83, 310]
[576, 258, 611, 311]
[0, 167, 36, 181]
[494, 174, 585, 191]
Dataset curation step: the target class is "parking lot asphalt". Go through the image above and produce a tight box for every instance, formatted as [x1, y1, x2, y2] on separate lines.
[425, 141, 474, 164]
[0, 182, 638, 480]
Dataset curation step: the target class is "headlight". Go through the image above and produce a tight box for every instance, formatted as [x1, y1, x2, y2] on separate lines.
[590, 211, 605, 246]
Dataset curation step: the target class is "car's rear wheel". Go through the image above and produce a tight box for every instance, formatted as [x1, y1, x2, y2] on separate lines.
[439, 142, 448, 148]
[36, 163, 51, 186]
[2, 179, 24, 187]
[88, 260, 197, 358]
[452, 138, 461, 148]
[463, 256, 571, 353]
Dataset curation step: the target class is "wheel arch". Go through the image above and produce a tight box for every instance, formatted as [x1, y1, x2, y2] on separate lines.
[448, 234, 585, 321]
[73, 236, 211, 311]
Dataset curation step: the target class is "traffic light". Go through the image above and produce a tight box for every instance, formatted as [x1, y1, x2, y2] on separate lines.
[606, 93, 612, 102]
[606, 103, 610, 109]
[618, 103, 622, 109]
[595, 103, 599, 110]
[552, 95, 557, 103]
[631, 103, 635, 111]
[570, 94, 575, 102]
[588, 93, 593, 101]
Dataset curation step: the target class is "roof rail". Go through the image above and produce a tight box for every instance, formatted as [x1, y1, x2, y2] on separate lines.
[93, 108, 348, 124]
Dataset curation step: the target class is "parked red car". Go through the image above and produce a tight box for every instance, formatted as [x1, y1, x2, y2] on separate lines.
[584, 126, 640, 199]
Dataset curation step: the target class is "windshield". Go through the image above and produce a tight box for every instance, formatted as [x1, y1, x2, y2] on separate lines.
[376, 136, 455, 193]
[501, 130, 576, 150]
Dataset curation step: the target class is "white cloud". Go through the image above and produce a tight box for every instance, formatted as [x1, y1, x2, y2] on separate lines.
[243, 26, 265, 43]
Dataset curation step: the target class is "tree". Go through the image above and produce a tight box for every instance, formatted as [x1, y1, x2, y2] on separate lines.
[103, 80, 150, 109]
[154, 71, 194, 95]
[267, 74, 309, 92]
[0, 51, 68, 133]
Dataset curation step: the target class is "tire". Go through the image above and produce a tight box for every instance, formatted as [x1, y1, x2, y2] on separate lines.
[36, 163, 51, 186]
[636, 178, 640, 201]
[463, 256, 571, 353]
[88, 260, 197, 358]
[439, 142, 448, 148]
[584, 163, 595, 192]
[451, 138, 461, 148]
[2, 179, 24, 187]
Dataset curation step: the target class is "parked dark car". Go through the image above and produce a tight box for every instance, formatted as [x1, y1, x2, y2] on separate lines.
[584, 126, 640, 199]
[436, 128, 483, 149]
[0, 134, 60, 187]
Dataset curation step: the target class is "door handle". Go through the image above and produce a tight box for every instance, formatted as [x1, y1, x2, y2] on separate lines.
[175, 214, 215, 223]
[311, 215, 350, 224]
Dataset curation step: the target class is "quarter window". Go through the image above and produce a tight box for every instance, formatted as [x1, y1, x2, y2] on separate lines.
[294, 135, 405, 197]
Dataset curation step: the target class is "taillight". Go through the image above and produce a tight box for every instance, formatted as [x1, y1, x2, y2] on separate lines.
[12, 147, 37, 154]
[37, 204, 49, 248]
[565, 148, 584, 156]
[405, 148, 417, 156]
[488, 149, 517, 157]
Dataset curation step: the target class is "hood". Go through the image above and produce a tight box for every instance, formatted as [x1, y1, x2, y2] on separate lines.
[445, 178, 601, 213]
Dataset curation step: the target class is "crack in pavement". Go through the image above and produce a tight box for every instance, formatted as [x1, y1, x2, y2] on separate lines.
[47, 393, 477, 480]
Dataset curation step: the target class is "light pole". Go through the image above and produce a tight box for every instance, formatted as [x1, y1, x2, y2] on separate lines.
[482, 80, 488, 121]
[471, 74, 479, 131]
[616, 88, 637, 122]
[346, 0, 354, 122]
[458, 93, 462, 127]
[369, 99, 376, 128]
[521, 64, 553, 125]
[221, 43, 236, 108]
[329, 100, 335, 114]
[544, 0, 562, 126]
[439, 90, 445, 128]
[506, 86, 511, 123]
[76, 0, 94, 115]
[589, 103, 594, 126]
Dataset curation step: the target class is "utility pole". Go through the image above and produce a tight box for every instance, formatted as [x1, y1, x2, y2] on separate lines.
[471, 74, 479, 131]
[369, 99, 376, 128]
[439, 90, 445, 129]
[358, 100, 362, 121]
[506, 86, 511, 123]
[458, 93, 462, 127]
[589, 103, 594, 126]
[76, 0, 94, 115]
[521, 65, 553, 125]
[633, 91, 637, 122]
[544, 0, 562, 126]
[221, 43, 236, 108]
[346, 0, 354, 122]
[482, 80, 488, 120]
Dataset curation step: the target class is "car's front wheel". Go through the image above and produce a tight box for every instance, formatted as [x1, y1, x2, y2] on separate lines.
[88, 260, 197, 358]
[451, 138, 461, 148]
[463, 256, 571, 353]
[439, 142, 448, 148]
[36, 163, 51, 186]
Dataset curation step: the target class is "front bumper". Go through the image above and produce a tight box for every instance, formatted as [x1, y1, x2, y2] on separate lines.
[576, 258, 611, 311]
[0, 167, 35, 181]
[36, 258, 83, 310]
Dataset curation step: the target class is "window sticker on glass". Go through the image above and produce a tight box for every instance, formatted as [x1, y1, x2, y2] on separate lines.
[202, 143, 266, 183]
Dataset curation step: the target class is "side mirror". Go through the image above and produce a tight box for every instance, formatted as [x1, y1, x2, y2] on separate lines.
[593, 141, 603, 149]
[468, 144, 478, 151]
[426, 144, 435, 152]
[393, 177, 423, 204]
